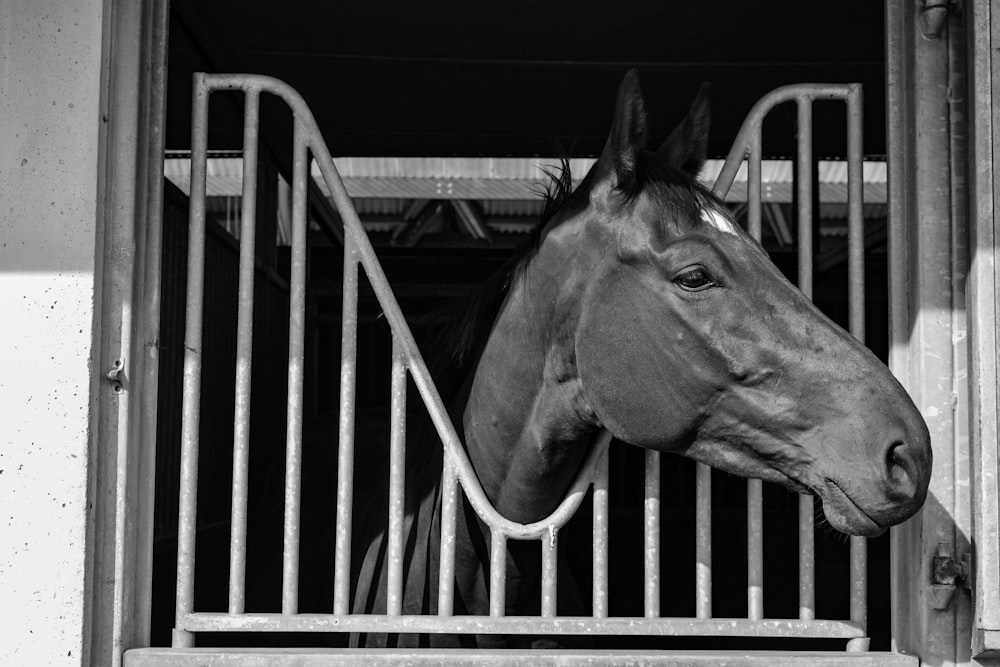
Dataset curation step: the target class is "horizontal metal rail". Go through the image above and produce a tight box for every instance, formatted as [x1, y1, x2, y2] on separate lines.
[173, 74, 871, 648]
[178, 613, 865, 638]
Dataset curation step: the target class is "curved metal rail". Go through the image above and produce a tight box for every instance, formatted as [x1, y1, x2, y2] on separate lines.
[171, 74, 869, 651]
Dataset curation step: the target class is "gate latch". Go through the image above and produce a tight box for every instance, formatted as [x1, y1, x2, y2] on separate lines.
[930, 542, 971, 610]
[107, 358, 124, 394]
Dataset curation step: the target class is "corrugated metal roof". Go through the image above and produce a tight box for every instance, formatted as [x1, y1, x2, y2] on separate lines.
[163, 156, 888, 205]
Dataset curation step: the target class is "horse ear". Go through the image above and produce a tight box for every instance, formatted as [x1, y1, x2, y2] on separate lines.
[657, 82, 711, 177]
[591, 70, 648, 191]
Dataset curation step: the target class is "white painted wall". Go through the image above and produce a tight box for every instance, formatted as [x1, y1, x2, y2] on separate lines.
[0, 0, 105, 663]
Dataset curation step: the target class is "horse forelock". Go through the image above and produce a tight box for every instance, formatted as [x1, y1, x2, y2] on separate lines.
[621, 151, 733, 234]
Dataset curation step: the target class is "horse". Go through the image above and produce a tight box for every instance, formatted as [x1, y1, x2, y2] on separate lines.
[281, 70, 931, 649]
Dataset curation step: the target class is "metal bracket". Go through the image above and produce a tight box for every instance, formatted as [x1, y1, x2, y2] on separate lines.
[930, 542, 971, 610]
[107, 358, 125, 394]
[919, 0, 951, 40]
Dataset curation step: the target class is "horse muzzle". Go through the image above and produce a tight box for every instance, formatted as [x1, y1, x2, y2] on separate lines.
[819, 417, 932, 537]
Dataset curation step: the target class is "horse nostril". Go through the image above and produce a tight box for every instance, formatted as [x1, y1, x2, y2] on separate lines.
[886, 440, 913, 490]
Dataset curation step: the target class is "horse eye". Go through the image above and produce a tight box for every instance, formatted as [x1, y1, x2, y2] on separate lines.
[674, 267, 715, 291]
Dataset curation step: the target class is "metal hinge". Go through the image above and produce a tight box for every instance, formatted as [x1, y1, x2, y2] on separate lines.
[930, 542, 971, 610]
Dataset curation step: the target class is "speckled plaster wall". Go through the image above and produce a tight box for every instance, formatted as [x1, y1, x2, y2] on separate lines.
[0, 0, 105, 664]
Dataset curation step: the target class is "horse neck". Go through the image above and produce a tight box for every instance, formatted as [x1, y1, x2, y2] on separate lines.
[462, 241, 599, 524]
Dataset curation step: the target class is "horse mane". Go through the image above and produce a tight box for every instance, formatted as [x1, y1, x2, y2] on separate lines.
[442, 150, 727, 375]
[447, 157, 576, 369]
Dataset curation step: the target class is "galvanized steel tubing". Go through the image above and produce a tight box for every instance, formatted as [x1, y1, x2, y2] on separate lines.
[712, 83, 868, 640]
[747, 479, 764, 621]
[845, 84, 869, 653]
[437, 460, 458, 617]
[695, 462, 712, 619]
[796, 99, 817, 622]
[748, 132, 763, 241]
[387, 336, 407, 616]
[541, 528, 558, 617]
[281, 122, 309, 614]
[176, 75, 870, 643]
[178, 613, 867, 639]
[228, 89, 260, 615]
[592, 444, 610, 618]
[490, 532, 507, 617]
[644, 450, 660, 617]
[747, 135, 765, 621]
[334, 233, 358, 615]
[172, 74, 209, 649]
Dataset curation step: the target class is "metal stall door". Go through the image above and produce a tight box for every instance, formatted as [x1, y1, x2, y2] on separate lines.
[127, 75, 915, 666]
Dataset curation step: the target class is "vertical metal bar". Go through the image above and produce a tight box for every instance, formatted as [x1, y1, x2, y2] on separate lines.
[133, 0, 171, 645]
[281, 121, 308, 614]
[846, 86, 869, 652]
[333, 233, 359, 615]
[592, 447, 609, 618]
[797, 98, 814, 290]
[796, 97, 817, 622]
[490, 532, 507, 617]
[228, 88, 260, 615]
[846, 89, 866, 392]
[748, 131, 763, 239]
[386, 336, 407, 616]
[644, 450, 660, 618]
[438, 458, 458, 616]
[797, 497, 815, 621]
[747, 479, 763, 620]
[695, 462, 712, 619]
[541, 530, 558, 618]
[747, 126, 764, 623]
[173, 74, 209, 648]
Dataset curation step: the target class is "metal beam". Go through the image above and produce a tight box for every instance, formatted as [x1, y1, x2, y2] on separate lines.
[170, 0, 344, 245]
[886, 0, 972, 662]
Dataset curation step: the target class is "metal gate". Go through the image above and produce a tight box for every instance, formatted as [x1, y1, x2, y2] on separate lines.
[138, 74, 898, 661]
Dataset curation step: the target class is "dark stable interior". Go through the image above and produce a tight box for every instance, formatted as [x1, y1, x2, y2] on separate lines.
[152, 0, 893, 651]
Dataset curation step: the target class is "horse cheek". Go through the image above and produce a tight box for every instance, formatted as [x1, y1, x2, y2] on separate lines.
[576, 273, 716, 450]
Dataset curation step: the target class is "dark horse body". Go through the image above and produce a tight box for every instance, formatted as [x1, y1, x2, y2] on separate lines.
[288, 72, 931, 648]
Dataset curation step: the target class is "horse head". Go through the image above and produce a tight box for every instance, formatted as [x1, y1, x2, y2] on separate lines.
[536, 71, 931, 537]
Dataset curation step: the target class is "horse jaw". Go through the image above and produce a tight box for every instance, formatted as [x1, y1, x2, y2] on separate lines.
[684, 379, 930, 537]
